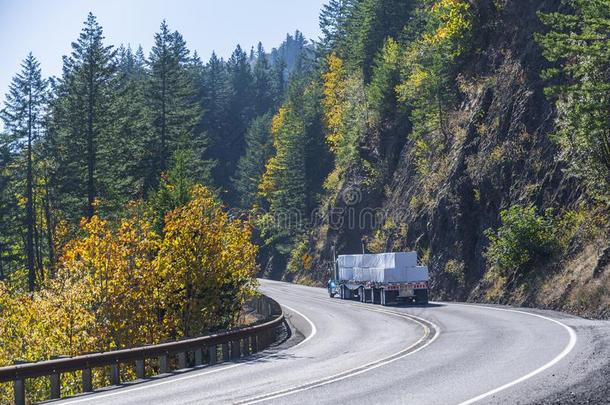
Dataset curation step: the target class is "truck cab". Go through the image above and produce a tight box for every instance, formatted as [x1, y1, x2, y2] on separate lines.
[327, 279, 338, 298]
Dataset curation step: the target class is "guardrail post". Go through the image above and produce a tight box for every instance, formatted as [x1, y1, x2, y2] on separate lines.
[209, 345, 217, 365]
[252, 333, 259, 353]
[258, 296, 267, 316]
[135, 358, 145, 379]
[82, 367, 93, 392]
[14, 378, 25, 405]
[13, 360, 26, 405]
[242, 338, 249, 356]
[159, 353, 169, 374]
[50, 355, 69, 399]
[50, 371, 61, 399]
[178, 352, 187, 369]
[239, 339, 245, 357]
[110, 362, 120, 385]
[221, 343, 230, 362]
[195, 348, 203, 366]
[231, 340, 240, 359]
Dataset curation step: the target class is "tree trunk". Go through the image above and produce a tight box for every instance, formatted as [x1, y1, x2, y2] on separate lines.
[87, 60, 96, 219]
[0, 244, 4, 281]
[34, 203, 44, 280]
[44, 178, 56, 276]
[26, 86, 36, 291]
[160, 64, 167, 174]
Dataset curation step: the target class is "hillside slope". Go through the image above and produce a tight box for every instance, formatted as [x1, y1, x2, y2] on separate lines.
[293, 0, 609, 319]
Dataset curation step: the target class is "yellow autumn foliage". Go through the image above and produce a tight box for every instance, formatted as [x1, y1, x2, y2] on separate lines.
[156, 185, 258, 338]
[259, 106, 290, 201]
[397, 0, 471, 101]
[0, 185, 258, 404]
[322, 53, 348, 153]
[423, 0, 472, 49]
[321, 52, 368, 178]
[259, 105, 306, 210]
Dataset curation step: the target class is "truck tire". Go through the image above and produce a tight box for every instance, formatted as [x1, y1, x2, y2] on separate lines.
[415, 289, 429, 305]
[362, 288, 369, 303]
[341, 285, 352, 300]
[371, 288, 380, 305]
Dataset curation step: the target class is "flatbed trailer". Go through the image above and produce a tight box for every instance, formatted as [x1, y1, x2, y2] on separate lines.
[328, 252, 429, 306]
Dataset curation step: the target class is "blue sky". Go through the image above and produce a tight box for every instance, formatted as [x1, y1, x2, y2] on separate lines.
[0, 0, 327, 111]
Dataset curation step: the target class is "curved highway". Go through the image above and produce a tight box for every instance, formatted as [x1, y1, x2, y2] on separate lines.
[58, 279, 610, 405]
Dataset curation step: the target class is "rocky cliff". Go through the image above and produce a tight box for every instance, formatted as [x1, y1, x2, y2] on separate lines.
[299, 0, 610, 319]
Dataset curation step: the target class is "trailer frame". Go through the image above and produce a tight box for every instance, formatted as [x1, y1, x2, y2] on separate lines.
[333, 280, 429, 306]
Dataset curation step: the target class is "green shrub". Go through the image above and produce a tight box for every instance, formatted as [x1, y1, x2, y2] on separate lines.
[287, 236, 313, 276]
[484, 204, 562, 276]
[445, 259, 465, 286]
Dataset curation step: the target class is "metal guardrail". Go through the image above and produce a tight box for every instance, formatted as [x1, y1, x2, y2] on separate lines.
[0, 295, 284, 405]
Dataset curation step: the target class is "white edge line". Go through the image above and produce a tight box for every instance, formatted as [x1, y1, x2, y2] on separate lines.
[239, 307, 440, 405]
[281, 304, 317, 348]
[62, 361, 243, 404]
[451, 303, 578, 405]
[61, 304, 318, 404]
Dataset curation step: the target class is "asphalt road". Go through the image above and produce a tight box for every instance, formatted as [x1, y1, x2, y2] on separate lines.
[57, 279, 610, 405]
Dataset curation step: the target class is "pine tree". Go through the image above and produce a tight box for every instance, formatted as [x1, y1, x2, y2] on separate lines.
[397, 0, 472, 149]
[233, 114, 273, 208]
[271, 32, 310, 79]
[50, 13, 116, 220]
[148, 148, 200, 234]
[1, 53, 47, 291]
[102, 45, 152, 208]
[271, 55, 287, 107]
[201, 52, 228, 131]
[187, 51, 217, 186]
[536, 0, 610, 194]
[147, 20, 203, 190]
[253, 43, 274, 115]
[200, 52, 228, 187]
[0, 133, 22, 281]
[343, 0, 414, 79]
[258, 76, 329, 246]
[72, 13, 116, 218]
[259, 104, 307, 248]
[368, 38, 401, 121]
[319, 0, 353, 52]
[217, 45, 255, 201]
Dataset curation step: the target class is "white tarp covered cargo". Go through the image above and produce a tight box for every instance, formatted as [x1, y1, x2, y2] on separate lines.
[338, 252, 428, 283]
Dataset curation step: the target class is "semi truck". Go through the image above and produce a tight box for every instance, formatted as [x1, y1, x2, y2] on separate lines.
[328, 252, 429, 306]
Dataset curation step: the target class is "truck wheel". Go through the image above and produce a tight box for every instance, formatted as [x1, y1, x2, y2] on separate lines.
[371, 288, 379, 305]
[414, 289, 429, 305]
